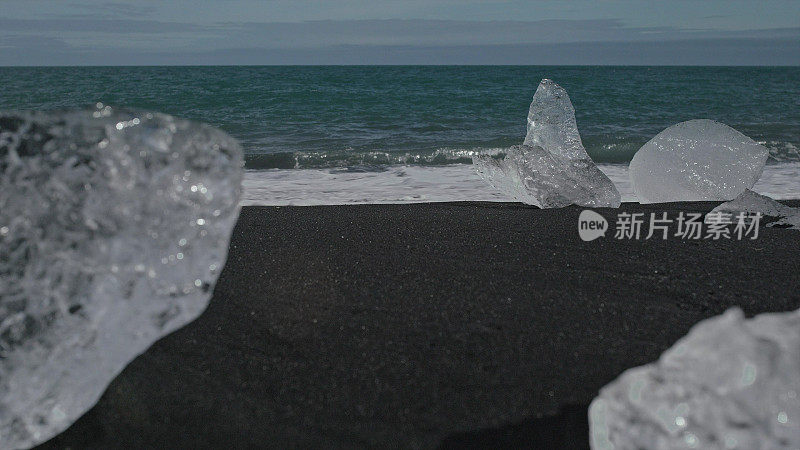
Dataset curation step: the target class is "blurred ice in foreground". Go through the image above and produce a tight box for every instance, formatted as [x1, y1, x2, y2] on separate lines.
[0, 106, 243, 448]
[590, 308, 800, 450]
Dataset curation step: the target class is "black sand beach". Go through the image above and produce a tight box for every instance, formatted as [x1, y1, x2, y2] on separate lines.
[39, 201, 800, 449]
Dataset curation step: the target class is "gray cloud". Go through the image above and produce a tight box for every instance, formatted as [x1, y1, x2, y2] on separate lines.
[41, 2, 159, 19]
[4, 16, 798, 47]
[210, 19, 800, 49]
[0, 17, 205, 33]
[184, 39, 800, 66]
[213, 19, 669, 47]
[0, 34, 71, 50]
[0, 16, 797, 65]
[83, 2, 158, 18]
[3, 38, 798, 66]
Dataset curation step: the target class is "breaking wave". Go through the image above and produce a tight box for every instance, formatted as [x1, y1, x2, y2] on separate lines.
[244, 140, 800, 170]
[245, 148, 489, 170]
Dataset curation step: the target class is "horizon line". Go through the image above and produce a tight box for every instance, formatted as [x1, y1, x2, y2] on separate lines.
[2, 64, 799, 68]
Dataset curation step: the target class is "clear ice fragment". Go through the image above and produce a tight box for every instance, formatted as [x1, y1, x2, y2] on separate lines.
[707, 189, 800, 230]
[473, 79, 620, 208]
[0, 106, 244, 448]
[590, 308, 800, 450]
[630, 120, 769, 204]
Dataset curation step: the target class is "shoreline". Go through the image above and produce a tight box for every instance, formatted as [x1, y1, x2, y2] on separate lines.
[240, 163, 800, 206]
[40, 201, 800, 449]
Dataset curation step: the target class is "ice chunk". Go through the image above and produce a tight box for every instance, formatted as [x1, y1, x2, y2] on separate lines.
[475, 145, 620, 208]
[473, 79, 620, 208]
[707, 189, 800, 230]
[590, 308, 800, 450]
[630, 120, 769, 204]
[0, 106, 243, 448]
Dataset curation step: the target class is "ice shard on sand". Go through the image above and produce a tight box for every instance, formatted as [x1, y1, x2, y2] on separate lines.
[707, 189, 800, 230]
[630, 119, 769, 204]
[0, 106, 244, 448]
[473, 79, 620, 208]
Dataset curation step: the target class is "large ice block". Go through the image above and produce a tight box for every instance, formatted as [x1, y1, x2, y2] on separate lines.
[590, 308, 800, 450]
[630, 120, 769, 204]
[473, 79, 620, 208]
[0, 106, 243, 448]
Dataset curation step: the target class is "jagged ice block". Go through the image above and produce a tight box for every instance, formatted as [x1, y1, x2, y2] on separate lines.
[473, 79, 620, 208]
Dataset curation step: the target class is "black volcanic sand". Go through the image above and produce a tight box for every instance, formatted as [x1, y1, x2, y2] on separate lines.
[40, 202, 800, 449]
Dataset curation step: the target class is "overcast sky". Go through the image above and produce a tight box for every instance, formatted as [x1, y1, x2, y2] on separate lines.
[1, 0, 798, 65]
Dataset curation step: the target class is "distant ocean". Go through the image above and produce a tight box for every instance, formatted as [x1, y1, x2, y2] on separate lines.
[1, 66, 798, 204]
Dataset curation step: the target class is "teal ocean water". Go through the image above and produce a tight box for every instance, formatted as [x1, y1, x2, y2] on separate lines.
[1, 66, 798, 166]
[1, 66, 798, 204]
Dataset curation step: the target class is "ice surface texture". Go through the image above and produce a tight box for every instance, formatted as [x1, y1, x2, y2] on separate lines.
[473, 79, 620, 208]
[708, 189, 800, 230]
[630, 120, 769, 204]
[0, 106, 243, 449]
[590, 308, 800, 450]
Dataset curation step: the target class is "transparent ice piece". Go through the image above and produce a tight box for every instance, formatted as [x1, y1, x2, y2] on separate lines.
[707, 189, 800, 230]
[474, 79, 620, 208]
[630, 120, 769, 204]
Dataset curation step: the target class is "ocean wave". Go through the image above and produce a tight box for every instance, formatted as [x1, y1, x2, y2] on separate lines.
[762, 141, 800, 162]
[244, 140, 800, 170]
[244, 148, 491, 170]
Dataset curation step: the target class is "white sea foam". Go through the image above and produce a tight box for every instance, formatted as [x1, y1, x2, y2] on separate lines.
[241, 162, 799, 206]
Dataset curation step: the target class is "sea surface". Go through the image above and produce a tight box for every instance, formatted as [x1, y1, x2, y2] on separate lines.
[1, 66, 798, 204]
